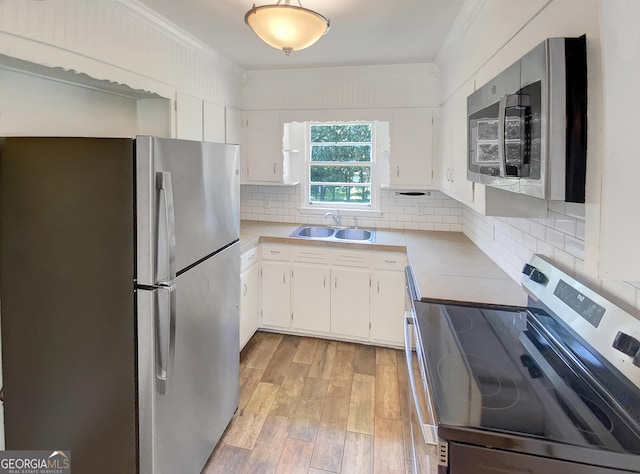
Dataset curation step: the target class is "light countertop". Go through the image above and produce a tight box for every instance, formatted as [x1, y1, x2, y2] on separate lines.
[240, 220, 528, 307]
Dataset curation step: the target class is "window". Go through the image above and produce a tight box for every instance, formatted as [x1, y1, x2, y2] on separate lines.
[308, 122, 373, 207]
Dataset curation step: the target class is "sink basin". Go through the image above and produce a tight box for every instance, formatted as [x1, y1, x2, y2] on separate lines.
[334, 228, 375, 242]
[290, 225, 375, 243]
[290, 226, 336, 238]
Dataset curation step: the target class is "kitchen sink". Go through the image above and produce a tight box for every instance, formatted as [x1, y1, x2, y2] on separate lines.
[290, 225, 375, 243]
[334, 228, 374, 241]
[290, 226, 336, 238]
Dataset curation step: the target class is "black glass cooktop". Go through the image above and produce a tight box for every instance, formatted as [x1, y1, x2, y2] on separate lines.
[413, 299, 640, 456]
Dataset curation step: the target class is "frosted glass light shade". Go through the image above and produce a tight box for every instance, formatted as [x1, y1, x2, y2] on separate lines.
[245, 3, 330, 55]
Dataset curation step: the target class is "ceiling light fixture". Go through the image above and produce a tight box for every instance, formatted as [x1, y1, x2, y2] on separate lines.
[244, 0, 330, 56]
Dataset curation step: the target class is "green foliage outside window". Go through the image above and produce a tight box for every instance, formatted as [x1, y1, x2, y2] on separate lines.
[309, 123, 372, 205]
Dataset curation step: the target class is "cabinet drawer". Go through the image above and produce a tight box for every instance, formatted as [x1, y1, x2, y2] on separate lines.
[261, 242, 290, 261]
[291, 245, 330, 264]
[372, 251, 408, 271]
[241, 246, 259, 271]
[330, 249, 370, 268]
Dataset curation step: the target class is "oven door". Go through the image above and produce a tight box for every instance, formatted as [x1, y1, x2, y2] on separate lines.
[404, 310, 439, 473]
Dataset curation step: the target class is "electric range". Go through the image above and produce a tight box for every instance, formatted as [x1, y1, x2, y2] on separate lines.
[405, 255, 640, 473]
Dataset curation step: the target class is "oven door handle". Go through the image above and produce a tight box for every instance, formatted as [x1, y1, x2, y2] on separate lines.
[404, 313, 438, 445]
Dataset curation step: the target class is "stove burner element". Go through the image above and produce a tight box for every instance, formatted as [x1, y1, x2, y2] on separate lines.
[437, 353, 521, 410]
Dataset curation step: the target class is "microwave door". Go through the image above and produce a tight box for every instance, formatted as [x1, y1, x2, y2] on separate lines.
[500, 93, 532, 178]
[468, 106, 501, 180]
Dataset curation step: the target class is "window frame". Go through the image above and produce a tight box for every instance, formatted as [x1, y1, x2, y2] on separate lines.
[302, 121, 379, 211]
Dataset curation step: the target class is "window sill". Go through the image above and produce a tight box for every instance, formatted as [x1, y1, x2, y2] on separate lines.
[298, 207, 383, 218]
[241, 181, 300, 186]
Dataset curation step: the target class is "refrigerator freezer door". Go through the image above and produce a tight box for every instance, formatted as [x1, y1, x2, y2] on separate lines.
[138, 243, 240, 474]
[136, 137, 240, 285]
[0, 137, 138, 473]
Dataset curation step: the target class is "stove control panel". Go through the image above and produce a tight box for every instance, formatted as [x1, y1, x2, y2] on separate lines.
[522, 255, 640, 389]
[553, 279, 606, 328]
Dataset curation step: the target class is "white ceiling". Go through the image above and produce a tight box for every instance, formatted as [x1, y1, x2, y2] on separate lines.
[136, 0, 467, 70]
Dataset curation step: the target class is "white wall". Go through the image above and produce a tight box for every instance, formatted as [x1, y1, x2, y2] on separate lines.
[435, 0, 640, 318]
[0, 0, 243, 136]
[0, 67, 140, 137]
[243, 64, 439, 111]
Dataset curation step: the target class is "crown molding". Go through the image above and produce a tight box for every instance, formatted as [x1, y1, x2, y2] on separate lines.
[436, 0, 487, 65]
[110, 0, 241, 72]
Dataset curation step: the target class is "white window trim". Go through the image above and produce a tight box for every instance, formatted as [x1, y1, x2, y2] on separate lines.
[300, 121, 381, 213]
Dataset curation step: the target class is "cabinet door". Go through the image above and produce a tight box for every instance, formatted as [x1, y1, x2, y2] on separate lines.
[438, 98, 454, 191]
[449, 83, 474, 202]
[390, 108, 433, 187]
[291, 263, 331, 333]
[225, 107, 242, 145]
[261, 261, 290, 328]
[203, 100, 225, 143]
[175, 91, 203, 140]
[240, 264, 260, 349]
[370, 271, 405, 346]
[243, 110, 283, 182]
[330, 267, 370, 340]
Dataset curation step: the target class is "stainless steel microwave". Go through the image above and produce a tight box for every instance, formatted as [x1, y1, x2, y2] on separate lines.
[467, 36, 587, 201]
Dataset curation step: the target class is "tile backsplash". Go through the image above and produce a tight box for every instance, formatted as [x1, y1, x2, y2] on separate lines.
[240, 184, 640, 319]
[240, 185, 463, 231]
[462, 201, 640, 319]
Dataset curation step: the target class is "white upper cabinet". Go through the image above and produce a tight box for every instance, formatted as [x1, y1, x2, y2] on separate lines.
[203, 100, 225, 143]
[175, 92, 203, 141]
[242, 110, 285, 183]
[437, 83, 474, 204]
[389, 108, 434, 188]
[176, 95, 239, 145]
[225, 107, 243, 145]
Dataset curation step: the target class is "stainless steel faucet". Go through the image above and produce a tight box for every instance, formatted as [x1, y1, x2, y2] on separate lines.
[324, 209, 340, 226]
[353, 217, 359, 229]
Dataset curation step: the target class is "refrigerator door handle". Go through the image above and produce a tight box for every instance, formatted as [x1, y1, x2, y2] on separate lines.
[156, 171, 176, 283]
[155, 284, 176, 395]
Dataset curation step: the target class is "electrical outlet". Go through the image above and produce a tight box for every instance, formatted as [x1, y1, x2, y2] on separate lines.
[264, 196, 271, 209]
[416, 202, 424, 215]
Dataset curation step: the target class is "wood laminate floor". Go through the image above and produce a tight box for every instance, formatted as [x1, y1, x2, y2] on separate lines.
[203, 331, 414, 474]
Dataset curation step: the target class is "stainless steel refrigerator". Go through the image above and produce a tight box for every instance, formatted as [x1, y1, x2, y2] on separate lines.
[0, 136, 240, 473]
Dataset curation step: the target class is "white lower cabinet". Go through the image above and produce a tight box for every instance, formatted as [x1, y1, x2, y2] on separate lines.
[369, 251, 408, 346]
[330, 267, 371, 340]
[261, 260, 291, 329]
[291, 263, 331, 333]
[240, 263, 260, 349]
[370, 270, 406, 346]
[240, 246, 260, 349]
[258, 242, 407, 347]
